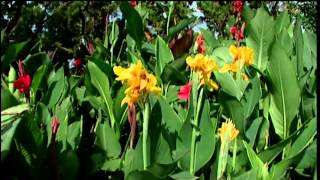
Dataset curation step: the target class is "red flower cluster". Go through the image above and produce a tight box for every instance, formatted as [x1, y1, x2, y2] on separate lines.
[14, 60, 31, 97]
[130, 0, 137, 8]
[196, 33, 206, 54]
[178, 81, 192, 101]
[234, 1, 243, 13]
[230, 26, 244, 41]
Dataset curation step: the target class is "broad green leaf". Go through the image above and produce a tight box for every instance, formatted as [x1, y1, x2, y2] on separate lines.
[233, 169, 257, 180]
[167, 16, 196, 42]
[245, 117, 263, 147]
[267, 41, 301, 139]
[123, 137, 144, 177]
[1, 118, 21, 161]
[219, 92, 245, 133]
[293, 18, 304, 78]
[113, 86, 127, 127]
[56, 97, 72, 152]
[274, 10, 290, 34]
[296, 140, 316, 169]
[1, 40, 29, 72]
[101, 158, 121, 172]
[246, 6, 275, 71]
[87, 61, 115, 128]
[270, 150, 305, 179]
[158, 96, 182, 133]
[241, 77, 262, 119]
[161, 54, 188, 84]
[212, 47, 233, 66]
[177, 100, 216, 172]
[120, 2, 144, 50]
[214, 72, 249, 101]
[170, 171, 198, 180]
[155, 36, 174, 77]
[287, 117, 316, 158]
[147, 162, 177, 179]
[1, 103, 29, 116]
[95, 121, 121, 158]
[202, 29, 219, 54]
[23, 52, 50, 77]
[31, 63, 51, 102]
[243, 141, 269, 180]
[258, 129, 299, 164]
[1, 83, 19, 111]
[67, 121, 81, 150]
[46, 67, 65, 109]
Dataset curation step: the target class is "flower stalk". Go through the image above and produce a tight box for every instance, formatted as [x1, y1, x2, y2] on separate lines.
[142, 99, 150, 170]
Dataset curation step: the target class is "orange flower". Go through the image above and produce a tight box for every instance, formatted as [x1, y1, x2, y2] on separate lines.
[186, 54, 219, 91]
[114, 60, 161, 107]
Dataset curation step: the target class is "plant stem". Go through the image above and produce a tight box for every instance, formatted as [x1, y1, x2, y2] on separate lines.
[166, 2, 174, 37]
[142, 100, 150, 170]
[189, 87, 203, 175]
[232, 138, 237, 172]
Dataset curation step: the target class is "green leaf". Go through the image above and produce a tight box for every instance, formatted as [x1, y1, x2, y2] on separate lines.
[8, 65, 17, 93]
[46, 67, 65, 110]
[214, 72, 249, 101]
[296, 140, 316, 169]
[1, 118, 22, 161]
[232, 169, 257, 180]
[219, 92, 245, 133]
[95, 121, 121, 158]
[87, 61, 115, 128]
[1, 83, 19, 111]
[267, 41, 301, 139]
[274, 10, 290, 34]
[1, 40, 29, 72]
[31, 63, 51, 102]
[167, 17, 196, 42]
[243, 141, 269, 180]
[258, 129, 299, 164]
[155, 36, 174, 77]
[245, 117, 262, 147]
[23, 52, 50, 77]
[177, 100, 216, 172]
[158, 96, 182, 133]
[161, 55, 188, 84]
[293, 18, 304, 78]
[241, 77, 262, 119]
[170, 171, 198, 180]
[202, 29, 219, 54]
[287, 117, 316, 158]
[67, 121, 81, 150]
[269, 150, 305, 179]
[101, 158, 121, 172]
[120, 2, 144, 50]
[246, 6, 275, 71]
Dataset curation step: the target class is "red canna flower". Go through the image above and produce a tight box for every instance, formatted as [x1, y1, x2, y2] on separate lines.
[196, 33, 206, 54]
[178, 81, 192, 100]
[74, 59, 82, 69]
[14, 60, 31, 97]
[230, 26, 236, 34]
[52, 116, 60, 134]
[130, 0, 137, 8]
[234, 1, 243, 13]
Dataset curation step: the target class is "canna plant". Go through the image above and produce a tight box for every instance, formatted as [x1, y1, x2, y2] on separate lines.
[1, 1, 316, 180]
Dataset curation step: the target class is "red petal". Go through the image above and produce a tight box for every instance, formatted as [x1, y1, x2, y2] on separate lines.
[178, 82, 192, 100]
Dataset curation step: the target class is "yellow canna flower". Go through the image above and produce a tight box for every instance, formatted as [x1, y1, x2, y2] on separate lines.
[113, 60, 161, 107]
[186, 54, 219, 91]
[219, 45, 254, 80]
[218, 119, 239, 143]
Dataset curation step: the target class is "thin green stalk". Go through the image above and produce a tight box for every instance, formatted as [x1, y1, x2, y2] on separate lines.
[189, 87, 203, 174]
[166, 2, 174, 36]
[142, 100, 150, 170]
[232, 138, 237, 172]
